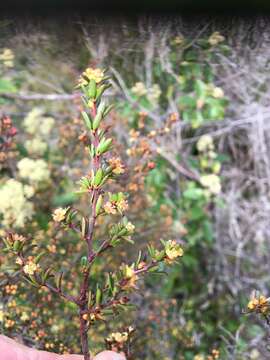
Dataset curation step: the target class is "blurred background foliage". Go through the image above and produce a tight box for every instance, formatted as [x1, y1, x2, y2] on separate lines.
[0, 16, 270, 359]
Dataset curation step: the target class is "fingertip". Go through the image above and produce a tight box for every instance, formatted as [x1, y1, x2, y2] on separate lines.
[93, 350, 126, 360]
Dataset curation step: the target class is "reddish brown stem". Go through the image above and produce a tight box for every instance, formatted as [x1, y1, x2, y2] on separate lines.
[78, 101, 101, 360]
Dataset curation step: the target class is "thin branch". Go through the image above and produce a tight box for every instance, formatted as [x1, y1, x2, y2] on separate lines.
[0, 92, 80, 101]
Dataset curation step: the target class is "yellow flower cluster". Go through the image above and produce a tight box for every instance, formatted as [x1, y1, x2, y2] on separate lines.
[165, 240, 184, 263]
[104, 198, 129, 215]
[23, 108, 55, 136]
[208, 32, 225, 46]
[194, 348, 220, 360]
[126, 222, 135, 233]
[212, 87, 224, 99]
[52, 207, 69, 222]
[131, 82, 161, 104]
[200, 174, 221, 195]
[108, 157, 125, 175]
[0, 179, 34, 227]
[23, 261, 40, 275]
[18, 158, 50, 185]
[0, 309, 4, 323]
[107, 332, 128, 343]
[25, 138, 48, 156]
[197, 134, 222, 196]
[131, 82, 147, 97]
[197, 135, 214, 153]
[107, 331, 128, 343]
[23, 108, 55, 156]
[106, 326, 134, 350]
[247, 294, 269, 314]
[121, 264, 138, 290]
[78, 67, 105, 86]
[0, 48, 14, 67]
[5, 284, 18, 295]
[148, 84, 161, 104]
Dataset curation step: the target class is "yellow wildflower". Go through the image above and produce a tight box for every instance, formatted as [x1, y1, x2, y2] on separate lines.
[23, 108, 54, 136]
[208, 32, 225, 46]
[52, 207, 68, 222]
[18, 158, 50, 185]
[126, 222, 135, 233]
[25, 137, 47, 156]
[212, 87, 224, 99]
[197, 135, 214, 152]
[104, 201, 117, 215]
[131, 82, 147, 97]
[122, 265, 138, 290]
[80, 67, 105, 85]
[194, 355, 205, 360]
[23, 261, 40, 275]
[108, 332, 128, 343]
[117, 199, 129, 212]
[247, 294, 269, 313]
[148, 84, 161, 104]
[0, 179, 34, 228]
[0, 310, 4, 322]
[0, 48, 14, 67]
[165, 240, 184, 263]
[20, 312, 30, 322]
[108, 157, 125, 175]
[200, 174, 221, 195]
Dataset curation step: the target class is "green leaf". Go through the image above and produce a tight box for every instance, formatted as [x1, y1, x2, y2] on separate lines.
[183, 188, 204, 200]
[0, 78, 16, 94]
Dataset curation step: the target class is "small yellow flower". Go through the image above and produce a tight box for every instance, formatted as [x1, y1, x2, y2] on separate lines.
[211, 349, 220, 359]
[79, 68, 105, 85]
[0, 48, 14, 61]
[208, 32, 225, 46]
[20, 312, 30, 322]
[247, 294, 269, 313]
[0, 310, 4, 322]
[197, 135, 214, 152]
[247, 298, 258, 310]
[0, 48, 14, 67]
[52, 207, 68, 222]
[114, 332, 128, 343]
[107, 331, 129, 343]
[131, 82, 147, 97]
[23, 261, 40, 275]
[126, 222, 135, 233]
[200, 174, 221, 195]
[122, 265, 138, 290]
[194, 355, 205, 360]
[124, 265, 134, 278]
[165, 240, 184, 263]
[117, 199, 129, 213]
[212, 87, 224, 99]
[108, 157, 125, 175]
[104, 201, 117, 215]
